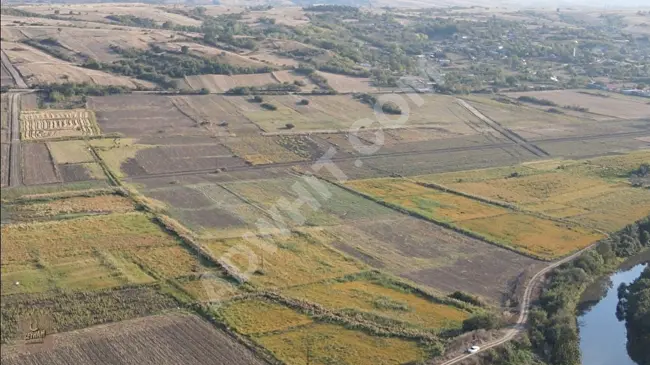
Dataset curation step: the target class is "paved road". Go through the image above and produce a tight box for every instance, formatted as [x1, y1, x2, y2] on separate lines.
[435, 243, 598, 365]
[7, 92, 22, 187]
[1, 51, 28, 89]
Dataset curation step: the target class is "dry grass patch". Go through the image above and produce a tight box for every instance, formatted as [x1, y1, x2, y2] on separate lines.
[7, 194, 134, 219]
[202, 232, 364, 289]
[223, 136, 304, 165]
[218, 299, 313, 335]
[0, 213, 179, 264]
[460, 213, 602, 258]
[346, 179, 505, 223]
[0, 264, 50, 295]
[20, 109, 99, 140]
[47, 255, 123, 291]
[257, 323, 425, 365]
[127, 245, 202, 279]
[284, 280, 469, 330]
[47, 140, 94, 164]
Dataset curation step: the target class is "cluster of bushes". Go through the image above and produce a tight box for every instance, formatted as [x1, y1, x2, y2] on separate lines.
[517, 95, 558, 106]
[105, 15, 157, 28]
[41, 82, 131, 102]
[527, 217, 650, 365]
[260, 103, 277, 111]
[353, 93, 403, 115]
[225, 82, 300, 95]
[563, 104, 589, 112]
[23, 38, 77, 62]
[84, 46, 273, 89]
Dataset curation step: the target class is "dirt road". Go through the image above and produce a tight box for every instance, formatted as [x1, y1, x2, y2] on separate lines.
[1, 51, 28, 89]
[435, 243, 597, 365]
[456, 98, 549, 158]
[7, 92, 22, 186]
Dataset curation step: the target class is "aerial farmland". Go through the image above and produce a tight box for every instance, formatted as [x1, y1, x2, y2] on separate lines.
[1, 2, 649, 365]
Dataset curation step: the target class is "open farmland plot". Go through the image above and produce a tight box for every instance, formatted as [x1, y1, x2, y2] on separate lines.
[535, 135, 649, 158]
[182, 73, 279, 93]
[20, 109, 100, 140]
[0, 286, 180, 344]
[2, 42, 152, 88]
[218, 298, 426, 365]
[506, 90, 650, 120]
[320, 217, 544, 303]
[164, 42, 269, 69]
[15, 4, 202, 27]
[169, 95, 261, 135]
[223, 136, 304, 165]
[88, 95, 203, 137]
[3, 194, 134, 222]
[202, 231, 365, 289]
[283, 274, 471, 331]
[316, 71, 382, 93]
[346, 178, 602, 259]
[2, 312, 267, 365]
[128, 144, 247, 176]
[223, 175, 398, 227]
[21, 142, 60, 186]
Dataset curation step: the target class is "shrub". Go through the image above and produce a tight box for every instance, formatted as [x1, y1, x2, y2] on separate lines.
[298, 99, 309, 105]
[261, 103, 277, 111]
[251, 95, 264, 103]
[285, 123, 295, 129]
[462, 312, 503, 331]
[198, 88, 210, 95]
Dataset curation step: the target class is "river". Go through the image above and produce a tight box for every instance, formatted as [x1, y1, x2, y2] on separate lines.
[578, 255, 649, 365]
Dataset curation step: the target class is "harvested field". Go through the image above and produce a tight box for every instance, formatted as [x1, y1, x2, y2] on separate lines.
[536, 135, 649, 158]
[0, 286, 179, 344]
[132, 144, 246, 175]
[223, 176, 397, 226]
[180, 276, 241, 303]
[137, 180, 261, 233]
[2, 41, 153, 88]
[168, 95, 261, 135]
[1, 180, 112, 201]
[13, 26, 183, 63]
[346, 178, 602, 259]
[1, 312, 267, 365]
[47, 140, 94, 164]
[223, 136, 304, 165]
[59, 163, 105, 182]
[21, 142, 60, 186]
[1, 213, 180, 264]
[316, 71, 380, 93]
[88, 95, 200, 137]
[219, 299, 313, 335]
[164, 42, 268, 69]
[283, 277, 470, 331]
[182, 73, 278, 93]
[506, 90, 650, 120]
[320, 218, 543, 303]
[20, 109, 100, 140]
[202, 231, 365, 289]
[3, 194, 134, 221]
[16, 4, 202, 27]
[258, 323, 425, 365]
[271, 70, 316, 92]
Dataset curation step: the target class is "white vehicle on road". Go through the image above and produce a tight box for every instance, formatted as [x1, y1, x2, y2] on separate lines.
[467, 346, 480, 354]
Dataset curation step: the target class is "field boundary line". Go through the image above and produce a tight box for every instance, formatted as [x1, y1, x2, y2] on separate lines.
[456, 98, 549, 158]
[314, 175, 550, 261]
[408, 178, 606, 234]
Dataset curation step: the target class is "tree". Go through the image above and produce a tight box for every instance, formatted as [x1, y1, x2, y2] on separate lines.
[162, 21, 174, 29]
[180, 45, 190, 54]
[54, 10, 60, 15]
[199, 88, 210, 95]
[285, 123, 295, 129]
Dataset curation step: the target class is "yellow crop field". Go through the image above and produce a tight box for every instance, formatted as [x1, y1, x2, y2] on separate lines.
[202, 232, 364, 289]
[47, 140, 95, 164]
[416, 165, 539, 185]
[1, 213, 179, 264]
[20, 109, 100, 140]
[128, 245, 200, 279]
[181, 277, 241, 303]
[218, 299, 313, 335]
[460, 213, 602, 258]
[346, 179, 506, 222]
[257, 323, 425, 365]
[223, 136, 305, 165]
[284, 280, 469, 330]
